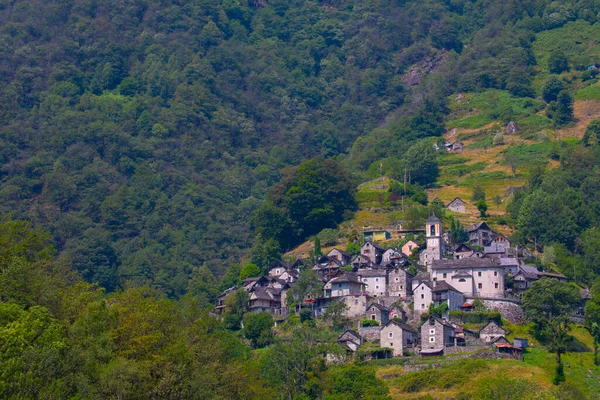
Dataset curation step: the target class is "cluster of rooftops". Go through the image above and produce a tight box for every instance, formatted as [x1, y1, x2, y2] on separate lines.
[214, 218, 573, 358]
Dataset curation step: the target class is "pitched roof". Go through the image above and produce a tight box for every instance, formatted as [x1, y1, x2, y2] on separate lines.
[467, 221, 493, 232]
[516, 265, 539, 280]
[384, 319, 417, 333]
[448, 197, 465, 205]
[328, 271, 362, 284]
[367, 303, 390, 312]
[328, 248, 350, 258]
[421, 316, 454, 328]
[431, 258, 501, 270]
[426, 214, 441, 223]
[499, 258, 520, 267]
[430, 280, 462, 293]
[454, 243, 475, 252]
[538, 271, 567, 279]
[357, 268, 387, 277]
[338, 329, 361, 341]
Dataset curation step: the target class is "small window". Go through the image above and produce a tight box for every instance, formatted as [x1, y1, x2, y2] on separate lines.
[375, 278, 379, 282]
[363, 278, 367, 282]
[429, 337, 435, 343]
[421, 294, 424, 299]
[390, 342, 394, 347]
[429, 329, 435, 335]
[372, 315, 376, 320]
[355, 299, 358, 305]
[494, 271, 498, 277]
[478, 283, 483, 289]
[395, 277, 400, 282]
[400, 286, 403, 290]
[376, 285, 379, 289]
[421, 304, 425, 309]
[388, 332, 393, 339]
[478, 271, 482, 277]
[495, 282, 499, 289]
[276, 269, 280, 275]
[459, 279, 466, 283]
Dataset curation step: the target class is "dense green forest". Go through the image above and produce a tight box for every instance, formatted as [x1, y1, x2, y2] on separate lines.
[1, 0, 600, 296]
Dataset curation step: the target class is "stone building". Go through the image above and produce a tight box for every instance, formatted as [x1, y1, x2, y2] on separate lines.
[357, 268, 387, 297]
[420, 316, 455, 356]
[446, 197, 466, 213]
[366, 303, 390, 325]
[361, 242, 385, 264]
[386, 264, 413, 298]
[479, 320, 507, 343]
[327, 248, 352, 265]
[380, 320, 418, 357]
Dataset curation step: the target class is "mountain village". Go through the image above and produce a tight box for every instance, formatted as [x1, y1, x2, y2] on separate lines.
[215, 211, 584, 361]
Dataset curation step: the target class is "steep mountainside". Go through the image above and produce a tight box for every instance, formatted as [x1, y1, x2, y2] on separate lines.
[1, 0, 600, 295]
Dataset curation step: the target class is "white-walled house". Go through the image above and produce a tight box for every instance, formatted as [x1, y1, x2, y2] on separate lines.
[323, 272, 366, 298]
[431, 258, 505, 298]
[413, 281, 433, 314]
[357, 268, 387, 297]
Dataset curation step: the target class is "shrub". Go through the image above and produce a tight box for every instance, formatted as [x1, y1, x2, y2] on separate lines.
[449, 310, 501, 324]
[362, 319, 380, 327]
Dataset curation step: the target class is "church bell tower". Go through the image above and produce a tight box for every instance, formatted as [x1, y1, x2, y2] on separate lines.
[423, 214, 444, 269]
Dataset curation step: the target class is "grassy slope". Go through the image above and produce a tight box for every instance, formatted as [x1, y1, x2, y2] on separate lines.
[377, 325, 600, 399]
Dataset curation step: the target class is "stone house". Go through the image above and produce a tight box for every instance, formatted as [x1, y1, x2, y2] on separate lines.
[382, 248, 403, 264]
[268, 260, 290, 277]
[453, 243, 481, 260]
[431, 281, 464, 313]
[248, 288, 281, 313]
[512, 265, 539, 291]
[215, 285, 238, 314]
[450, 141, 464, 152]
[402, 240, 419, 257]
[420, 316, 455, 356]
[413, 280, 463, 316]
[491, 233, 511, 248]
[380, 320, 418, 357]
[467, 222, 496, 247]
[479, 320, 507, 343]
[389, 305, 407, 322]
[327, 248, 352, 265]
[386, 265, 413, 298]
[323, 271, 366, 298]
[338, 330, 362, 352]
[314, 256, 343, 282]
[447, 197, 466, 213]
[431, 258, 505, 298]
[315, 294, 370, 319]
[366, 303, 390, 325]
[361, 242, 385, 264]
[357, 268, 387, 297]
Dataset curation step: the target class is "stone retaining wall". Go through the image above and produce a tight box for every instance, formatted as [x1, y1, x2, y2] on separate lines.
[466, 297, 525, 324]
[359, 326, 381, 343]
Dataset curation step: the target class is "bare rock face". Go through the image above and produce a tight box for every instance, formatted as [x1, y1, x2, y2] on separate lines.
[506, 121, 518, 134]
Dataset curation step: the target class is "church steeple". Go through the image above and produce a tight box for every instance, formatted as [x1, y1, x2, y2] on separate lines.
[421, 214, 444, 269]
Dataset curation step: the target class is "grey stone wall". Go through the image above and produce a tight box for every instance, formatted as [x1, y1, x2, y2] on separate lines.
[359, 326, 381, 343]
[465, 297, 525, 324]
[444, 344, 489, 354]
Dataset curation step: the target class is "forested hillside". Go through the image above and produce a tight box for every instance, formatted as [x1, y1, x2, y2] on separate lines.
[1, 0, 600, 296]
